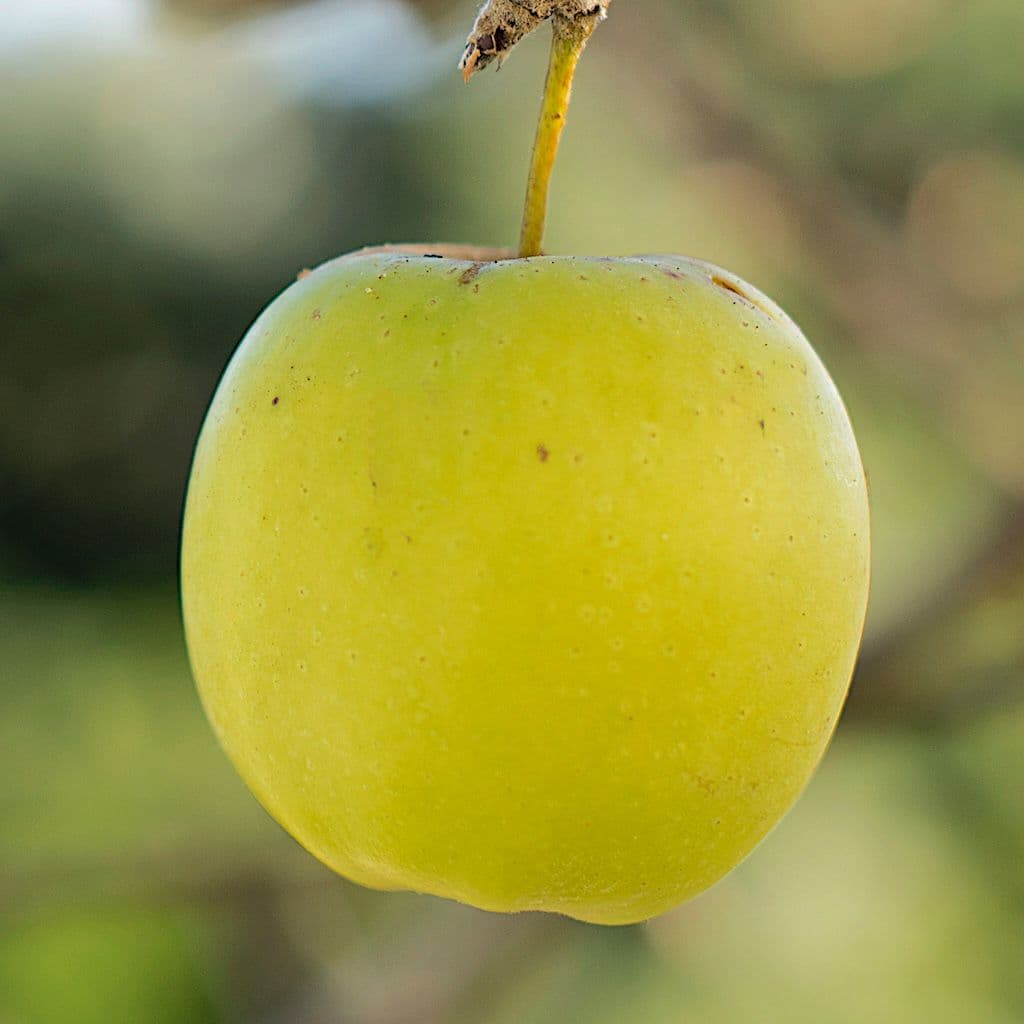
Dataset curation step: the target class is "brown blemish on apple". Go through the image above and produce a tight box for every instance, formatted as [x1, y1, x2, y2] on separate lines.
[712, 274, 751, 301]
[711, 273, 783, 325]
[272, 396, 280, 406]
[693, 774, 716, 796]
[459, 262, 486, 286]
[537, 443, 550, 462]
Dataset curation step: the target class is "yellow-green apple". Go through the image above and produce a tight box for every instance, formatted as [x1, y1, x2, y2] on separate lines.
[181, 244, 869, 924]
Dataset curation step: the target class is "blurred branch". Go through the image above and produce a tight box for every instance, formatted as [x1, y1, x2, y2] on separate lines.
[0, 841, 578, 1024]
[0, 845, 335, 918]
[269, 911, 574, 1024]
[846, 503, 1024, 728]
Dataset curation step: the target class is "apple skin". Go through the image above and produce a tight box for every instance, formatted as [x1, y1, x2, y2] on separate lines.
[181, 246, 869, 925]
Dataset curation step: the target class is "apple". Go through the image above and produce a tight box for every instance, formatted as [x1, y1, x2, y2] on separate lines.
[182, 1, 870, 925]
[181, 243, 869, 924]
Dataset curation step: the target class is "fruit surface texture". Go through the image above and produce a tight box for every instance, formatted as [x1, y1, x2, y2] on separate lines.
[181, 248, 869, 925]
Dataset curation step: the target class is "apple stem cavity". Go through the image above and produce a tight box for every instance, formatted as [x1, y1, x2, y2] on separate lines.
[461, 0, 608, 258]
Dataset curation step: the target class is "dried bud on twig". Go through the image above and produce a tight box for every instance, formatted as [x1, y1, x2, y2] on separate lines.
[460, 0, 610, 81]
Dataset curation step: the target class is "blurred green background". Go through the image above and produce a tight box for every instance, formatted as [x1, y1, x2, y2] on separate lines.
[2, 0, 1023, 1020]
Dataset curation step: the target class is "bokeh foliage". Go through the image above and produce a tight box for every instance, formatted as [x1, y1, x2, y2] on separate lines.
[2, 0, 1022, 1020]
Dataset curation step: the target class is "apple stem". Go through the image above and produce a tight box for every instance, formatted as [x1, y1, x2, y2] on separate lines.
[518, 16, 598, 258]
